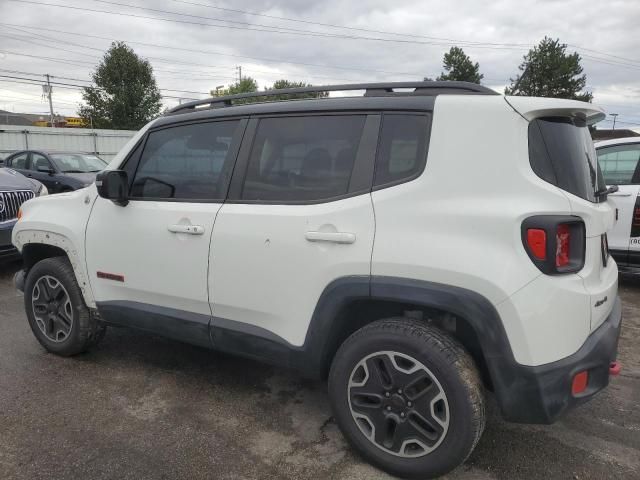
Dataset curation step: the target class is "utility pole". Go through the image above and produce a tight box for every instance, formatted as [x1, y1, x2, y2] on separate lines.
[236, 65, 242, 83]
[610, 113, 619, 130]
[44, 74, 55, 128]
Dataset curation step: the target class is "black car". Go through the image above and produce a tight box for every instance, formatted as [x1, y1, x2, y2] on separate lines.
[3, 150, 108, 193]
[0, 167, 45, 260]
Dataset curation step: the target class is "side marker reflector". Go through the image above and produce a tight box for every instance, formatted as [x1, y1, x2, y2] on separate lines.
[571, 371, 589, 396]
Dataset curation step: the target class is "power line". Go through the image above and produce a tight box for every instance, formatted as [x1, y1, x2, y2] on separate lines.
[5, 0, 531, 50]
[0, 23, 423, 77]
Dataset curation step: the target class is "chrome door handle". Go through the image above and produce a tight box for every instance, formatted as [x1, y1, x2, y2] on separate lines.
[168, 224, 205, 235]
[305, 231, 356, 244]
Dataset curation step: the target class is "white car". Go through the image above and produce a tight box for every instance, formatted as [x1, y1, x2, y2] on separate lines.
[596, 136, 640, 272]
[12, 82, 622, 479]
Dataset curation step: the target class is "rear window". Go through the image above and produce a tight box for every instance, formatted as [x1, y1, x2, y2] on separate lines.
[528, 117, 605, 202]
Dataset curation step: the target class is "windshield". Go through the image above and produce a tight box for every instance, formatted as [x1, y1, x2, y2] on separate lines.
[528, 117, 606, 203]
[49, 153, 107, 173]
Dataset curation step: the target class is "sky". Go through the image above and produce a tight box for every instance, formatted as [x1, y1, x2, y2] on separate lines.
[0, 0, 639, 131]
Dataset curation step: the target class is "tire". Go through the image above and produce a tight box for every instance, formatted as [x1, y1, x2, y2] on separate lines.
[24, 256, 106, 356]
[328, 318, 485, 479]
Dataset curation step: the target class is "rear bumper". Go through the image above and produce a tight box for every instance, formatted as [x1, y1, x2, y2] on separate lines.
[497, 296, 622, 424]
[610, 248, 640, 274]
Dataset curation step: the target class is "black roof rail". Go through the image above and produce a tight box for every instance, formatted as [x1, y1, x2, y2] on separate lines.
[166, 81, 498, 115]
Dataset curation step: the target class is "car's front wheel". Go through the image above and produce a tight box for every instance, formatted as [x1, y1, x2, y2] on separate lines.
[24, 256, 105, 356]
[328, 318, 485, 479]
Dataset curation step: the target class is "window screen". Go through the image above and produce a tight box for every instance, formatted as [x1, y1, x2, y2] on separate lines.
[374, 114, 429, 187]
[597, 143, 640, 185]
[241, 115, 366, 202]
[130, 121, 239, 200]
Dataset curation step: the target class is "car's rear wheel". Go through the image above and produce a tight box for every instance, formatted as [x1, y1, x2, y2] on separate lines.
[24, 256, 105, 356]
[328, 318, 485, 479]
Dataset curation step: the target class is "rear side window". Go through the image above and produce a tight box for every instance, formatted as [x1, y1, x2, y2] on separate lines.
[8, 152, 28, 169]
[130, 120, 240, 200]
[528, 117, 605, 202]
[241, 115, 366, 202]
[597, 143, 640, 185]
[374, 114, 430, 187]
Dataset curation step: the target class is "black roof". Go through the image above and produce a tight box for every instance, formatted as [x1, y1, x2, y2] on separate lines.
[156, 82, 498, 129]
[164, 81, 497, 117]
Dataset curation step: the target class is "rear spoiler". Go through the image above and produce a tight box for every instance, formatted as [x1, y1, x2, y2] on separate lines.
[505, 96, 606, 126]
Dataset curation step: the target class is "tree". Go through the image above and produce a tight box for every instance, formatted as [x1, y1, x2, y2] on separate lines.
[436, 47, 483, 83]
[210, 77, 258, 104]
[211, 78, 327, 104]
[79, 42, 162, 129]
[505, 37, 592, 101]
[266, 79, 328, 100]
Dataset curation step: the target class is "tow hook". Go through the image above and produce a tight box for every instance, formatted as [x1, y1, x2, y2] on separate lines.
[609, 361, 621, 376]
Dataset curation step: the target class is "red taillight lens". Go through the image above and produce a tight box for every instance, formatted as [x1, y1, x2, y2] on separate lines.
[634, 207, 640, 227]
[526, 229, 547, 260]
[571, 370, 589, 396]
[556, 224, 571, 267]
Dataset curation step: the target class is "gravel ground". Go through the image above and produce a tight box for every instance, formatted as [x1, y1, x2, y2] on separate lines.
[1, 259, 638, 480]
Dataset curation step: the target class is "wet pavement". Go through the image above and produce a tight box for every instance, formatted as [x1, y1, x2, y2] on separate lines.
[1, 259, 638, 479]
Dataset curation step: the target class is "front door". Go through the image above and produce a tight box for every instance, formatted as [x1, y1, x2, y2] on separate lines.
[209, 114, 378, 347]
[597, 141, 640, 265]
[86, 119, 245, 345]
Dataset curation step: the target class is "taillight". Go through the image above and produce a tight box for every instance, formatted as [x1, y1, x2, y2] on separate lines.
[526, 229, 547, 260]
[555, 224, 570, 267]
[522, 216, 585, 275]
[634, 207, 640, 227]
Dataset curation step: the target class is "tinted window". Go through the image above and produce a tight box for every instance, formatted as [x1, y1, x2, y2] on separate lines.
[528, 117, 605, 202]
[374, 114, 429, 186]
[242, 116, 366, 202]
[9, 152, 28, 169]
[30, 153, 51, 171]
[597, 143, 640, 185]
[131, 121, 239, 200]
[50, 153, 107, 173]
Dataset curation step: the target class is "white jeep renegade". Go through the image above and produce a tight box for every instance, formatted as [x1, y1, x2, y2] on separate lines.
[12, 82, 622, 479]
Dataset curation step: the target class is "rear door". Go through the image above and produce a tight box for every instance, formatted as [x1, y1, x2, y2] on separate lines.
[596, 142, 640, 266]
[208, 113, 379, 347]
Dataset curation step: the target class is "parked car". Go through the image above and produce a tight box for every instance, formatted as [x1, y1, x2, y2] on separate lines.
[596, 136, 640, 273]
[3, 150, 107, 193]
[11, 82, 621, 479]
[0, 167, 46, 260]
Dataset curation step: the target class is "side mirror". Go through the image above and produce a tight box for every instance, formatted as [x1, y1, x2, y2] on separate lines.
[96, 170, 129, 207]
[37, 165, 54, 174]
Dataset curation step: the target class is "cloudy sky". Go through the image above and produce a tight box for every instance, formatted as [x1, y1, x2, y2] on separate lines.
[0, 0, 639, 130]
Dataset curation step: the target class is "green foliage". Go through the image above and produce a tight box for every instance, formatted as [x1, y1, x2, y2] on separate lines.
[211, 78, 327, 104]
[436, 47, 483, 84]
[210, 77, 258, 104]
[266, 79, 328, 100]
[505, 37, 592, 101]
[79, 42, 162, 129]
